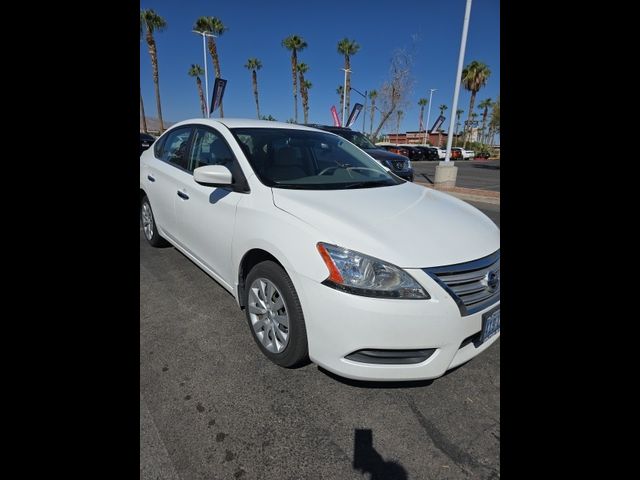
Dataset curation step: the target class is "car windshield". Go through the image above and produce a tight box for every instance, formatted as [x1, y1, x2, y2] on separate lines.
[231, 128, 404, 190]
[331, 130, 378, 150]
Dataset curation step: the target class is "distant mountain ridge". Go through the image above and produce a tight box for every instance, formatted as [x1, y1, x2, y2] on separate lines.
[140, 116, 176, 133]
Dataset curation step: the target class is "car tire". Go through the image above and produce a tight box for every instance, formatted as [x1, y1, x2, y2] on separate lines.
[140, 195, 169, 247]
[244, 260, 309, 368]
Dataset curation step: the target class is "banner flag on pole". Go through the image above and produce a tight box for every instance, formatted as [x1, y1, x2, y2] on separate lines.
[346, 103, 363, 128]
[430, 115, 446, 133]
[210, 78, 227, 114]
[330, 106, 341, 127]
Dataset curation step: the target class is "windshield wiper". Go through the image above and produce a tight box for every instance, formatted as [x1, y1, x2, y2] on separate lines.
[341, 181, 390, 189]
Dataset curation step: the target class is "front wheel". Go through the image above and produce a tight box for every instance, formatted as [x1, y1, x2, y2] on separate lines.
[140, 195, 168, 247]
[244, 260, 309, 368]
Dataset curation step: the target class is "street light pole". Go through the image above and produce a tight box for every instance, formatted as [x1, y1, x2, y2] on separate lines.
[350, 86, 368, 133]
[424, 88, 436, 145]
[444, 0, 472, 163]
[193, 30, 216, 118]
[341, 68, 350, 126]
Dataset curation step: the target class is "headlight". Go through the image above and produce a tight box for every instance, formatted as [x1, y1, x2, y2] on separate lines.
[407, 159, 412, 169]
[316, 243, 429, 299]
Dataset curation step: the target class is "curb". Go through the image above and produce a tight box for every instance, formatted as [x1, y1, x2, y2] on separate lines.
[415, 181, 500, 205]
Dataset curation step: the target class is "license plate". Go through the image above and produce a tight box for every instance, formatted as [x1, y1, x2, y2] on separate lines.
[479, 306, 500, 344]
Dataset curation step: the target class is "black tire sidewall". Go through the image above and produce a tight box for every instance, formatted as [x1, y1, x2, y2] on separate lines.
[141, 196, 167, 247]
[244, 260, 309, 368]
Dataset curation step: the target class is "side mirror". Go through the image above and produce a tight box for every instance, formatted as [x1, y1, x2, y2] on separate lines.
[194, 165, 233, 187]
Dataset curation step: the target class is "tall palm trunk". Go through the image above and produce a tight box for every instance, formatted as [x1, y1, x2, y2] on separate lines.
[290, 50, 298, 123]
[146, 32, 164, 132]
[481, 108, 489, 144]
[298, 69, 308, 124]
[207, 38, 224, 117]
[419, 105, 425, 133]
[196, 77, 206, 118]
[301, 89, 309, 124]
[251, 70, 260, 119]
[140, 87, 148, 133]
[369, 99, 376, 137]
[463, 92, 477, 148]
[344, 56, 351, 116]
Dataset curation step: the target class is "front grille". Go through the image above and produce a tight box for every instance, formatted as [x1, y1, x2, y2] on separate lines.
[424, 250, 500, 316]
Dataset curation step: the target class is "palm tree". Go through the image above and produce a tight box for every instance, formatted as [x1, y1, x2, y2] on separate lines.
[470, 112, 479, 142]
[437, 105, 448, 147]
[261, 114, 277, 121]
[396, 110, 404, 142]
[337, 85, 344, 117]
[454, 109, 463, 146]
[297, 63, 310, 123]
[188, 65, 207, 118]
[337, 38, 360, 116]
[244, 58, 263, 119]
[478, 98, 493, 144]
[417, 98, 428, 133]
[461, 60, 491, 147]
[140, 9, 167, 132]
[194, 16, 227, 117]
[282, 35, 308, 123]
[489, 97, 500, 145]
[368, 90, 378, 137]
[301, 80, 312, 124]
[140, 87, 148, 133]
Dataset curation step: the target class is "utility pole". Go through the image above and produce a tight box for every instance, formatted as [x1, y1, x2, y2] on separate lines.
[435, 0, 473, 187]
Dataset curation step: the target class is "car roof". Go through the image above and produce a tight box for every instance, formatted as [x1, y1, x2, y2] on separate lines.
[304, 124, 352, 131]
[169, 118, 325, 132]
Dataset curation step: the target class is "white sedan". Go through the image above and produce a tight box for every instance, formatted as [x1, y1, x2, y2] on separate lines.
[140, 119, 500, 381]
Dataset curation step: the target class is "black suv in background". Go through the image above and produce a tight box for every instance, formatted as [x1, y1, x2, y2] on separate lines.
[414, 146, 440, 161]
[305, 125, 414, 182]
[140, 133, 156, 155]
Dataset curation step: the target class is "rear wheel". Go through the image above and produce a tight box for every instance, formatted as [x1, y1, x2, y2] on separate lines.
[244, 260, 309, 368]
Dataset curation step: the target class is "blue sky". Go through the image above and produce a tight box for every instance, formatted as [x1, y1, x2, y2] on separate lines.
[140, 0, 499, 135]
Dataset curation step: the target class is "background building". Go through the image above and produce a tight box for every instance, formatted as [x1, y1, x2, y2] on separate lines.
[386, 130, 458, 146]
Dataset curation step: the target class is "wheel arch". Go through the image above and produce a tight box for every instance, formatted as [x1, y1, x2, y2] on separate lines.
[237, 248, 286, 308]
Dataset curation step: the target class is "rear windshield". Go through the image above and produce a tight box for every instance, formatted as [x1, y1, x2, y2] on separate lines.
[230, 128, 404, 190]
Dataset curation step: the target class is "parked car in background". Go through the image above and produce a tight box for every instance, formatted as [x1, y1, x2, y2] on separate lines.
[413, 146, 440, 161]
[140, 133, 156, 155]
[374, 142, 411, 158]
[452, 147, 474, 160]
[140, 118, 500, 381]
[308, 127, 414, 182]
[397, 144, 426, 162]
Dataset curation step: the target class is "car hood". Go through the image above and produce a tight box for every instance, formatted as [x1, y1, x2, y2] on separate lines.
[271, 182, 499, 268]
[363, 148, 408, 162]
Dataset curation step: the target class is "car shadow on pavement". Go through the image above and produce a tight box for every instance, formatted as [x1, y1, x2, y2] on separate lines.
[353, 428, 408, 480]
[471, 163, 500, 170]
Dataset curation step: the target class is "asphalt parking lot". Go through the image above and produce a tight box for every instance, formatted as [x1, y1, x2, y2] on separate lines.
[412, 160, 500, 192]
[140, 200, 500, 480]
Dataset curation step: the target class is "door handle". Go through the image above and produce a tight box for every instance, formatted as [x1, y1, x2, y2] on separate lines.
[147, 175, 155, 182]
[177, 190, 189, 200]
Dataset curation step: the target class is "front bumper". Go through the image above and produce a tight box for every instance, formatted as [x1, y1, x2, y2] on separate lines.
[294, 269, 499, 381]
